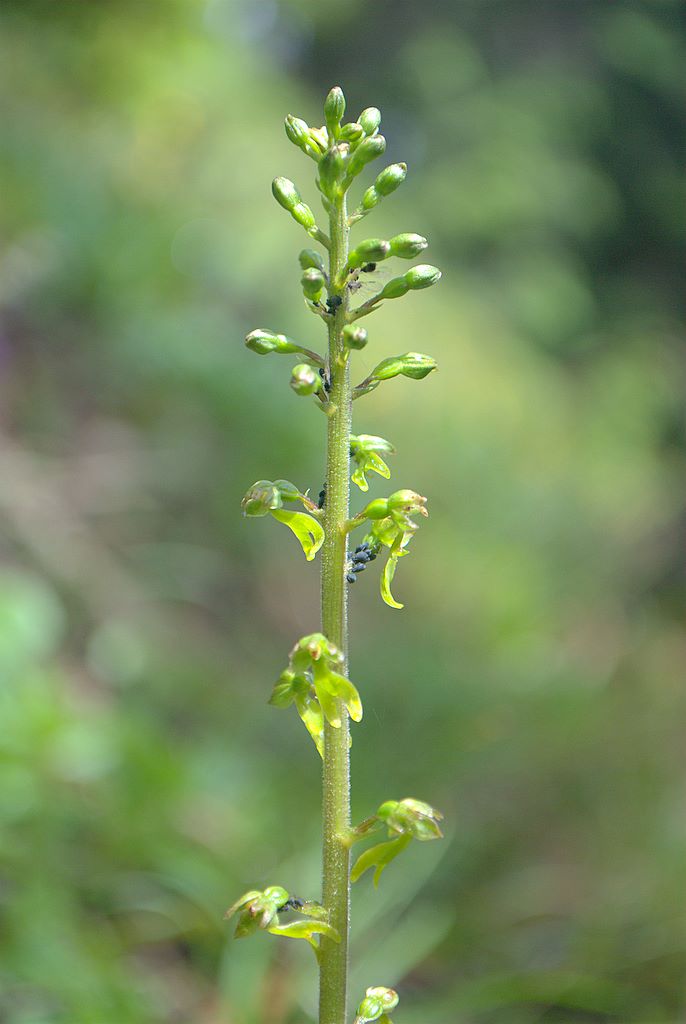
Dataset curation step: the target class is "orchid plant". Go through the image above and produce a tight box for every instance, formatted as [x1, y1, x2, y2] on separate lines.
[229, 87, 443, 1024]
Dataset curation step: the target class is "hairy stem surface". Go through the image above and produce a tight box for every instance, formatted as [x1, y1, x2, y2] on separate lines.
[319, 193, 351, 1024]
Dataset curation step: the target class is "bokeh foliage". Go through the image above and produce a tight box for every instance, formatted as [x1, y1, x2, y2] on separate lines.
[1, 2, 685, 1022]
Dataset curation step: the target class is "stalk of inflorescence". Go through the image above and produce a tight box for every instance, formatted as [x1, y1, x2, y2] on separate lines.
[229, 88, 444, 1024]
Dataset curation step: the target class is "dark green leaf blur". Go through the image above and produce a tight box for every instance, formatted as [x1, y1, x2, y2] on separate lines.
[1, 2, 684, 1021]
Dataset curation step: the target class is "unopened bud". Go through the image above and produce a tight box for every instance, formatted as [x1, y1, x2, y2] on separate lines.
[374, 162, 407, 196]
[347, 135, 386, 178]
[339, 122, 364, 144]
[290, 363, 321, 396]
[358, 107, 381, 136]
[389, 233, 428, 259]
[298, 248, 326, 273]
[318, 145, 347, 200]
[343, 325, 368, 350]
[284, 115, 312, 153]
[371, 352, 437, 381]
[348, 238, 391, 270]
[360, 186, 381, 212]
[245, 328, 301, 355]
[324, 86, 346, 134]
[377, 276, 410, 300]
[291, 202, 316, 230]
[272, 176, 301, 212]
[301, 267, 325, 302]
[404, 263, 442, 290]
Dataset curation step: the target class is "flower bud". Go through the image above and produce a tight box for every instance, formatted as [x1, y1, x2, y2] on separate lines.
[290, 363, 321, 396]
[348, 238, 391, 270]
[362, 498, 390, 521]
[339, 122, 364, 144]
[358, 107, 381, 136]
[298, 248, 326, 273]
[374, 162, 407, 196]
[367, 987, 399, 1012]
[377, 276, 410, 300]
[347, 135, 386, 178]
[284, 115, 312, 153]
[343, 325, 368, 350]
[241, 480, 281, 517]
[371, 352, 437, 381]
[324, 86, 346, 134]
[354, 986, 399, 1024]
[318, 145, 347, 200]
[404, 263, 442, 289]
[360, 186, 381, 212]
[389, 233, 428, 259]
[301, 267, 325, 303]
[245, 328, 301, 355]
[272, 176, 301, 212]
[291, 202, 316, 230]
[376, 797, 443, 840]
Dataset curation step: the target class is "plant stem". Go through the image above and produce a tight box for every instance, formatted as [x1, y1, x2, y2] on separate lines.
[319, 192, 351, 1024]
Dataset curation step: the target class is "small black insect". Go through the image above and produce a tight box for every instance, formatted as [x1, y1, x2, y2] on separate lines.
[326, 294, 342, 314]
[346, 542, 378, 584]
[361, 262, 376, 273]
[318, 367, 332, 394]
[277, 896, 305, 913]
[317, 482, 327, 509]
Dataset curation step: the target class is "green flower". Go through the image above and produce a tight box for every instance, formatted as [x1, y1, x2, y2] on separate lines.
[350, 434, 395, 491]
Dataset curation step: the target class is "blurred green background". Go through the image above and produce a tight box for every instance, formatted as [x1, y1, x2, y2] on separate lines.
[1, 1, 685, 1022]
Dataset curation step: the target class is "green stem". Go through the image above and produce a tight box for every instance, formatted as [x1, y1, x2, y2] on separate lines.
[319, 191, 351, 1024]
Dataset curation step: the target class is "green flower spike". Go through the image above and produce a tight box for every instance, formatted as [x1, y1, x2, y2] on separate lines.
[350, 798, 443, 886]
[269, 633, 362, 755]
[241, 480, 324, 560]
[350, 434, 395, 491]
[225, 886, 339, 951]
[354, 986, 400, 1024]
